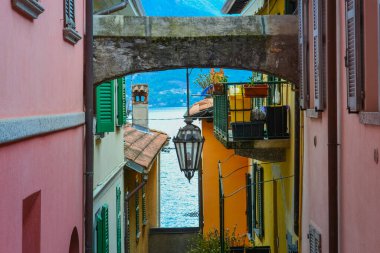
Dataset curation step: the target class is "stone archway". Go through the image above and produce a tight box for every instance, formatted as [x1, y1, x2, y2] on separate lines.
[93, 15, 298, 85]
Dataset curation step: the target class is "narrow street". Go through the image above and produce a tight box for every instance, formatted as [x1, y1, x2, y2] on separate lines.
[1, 0, 379, 253]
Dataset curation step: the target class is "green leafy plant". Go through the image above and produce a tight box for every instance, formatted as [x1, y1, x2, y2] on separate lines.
[187, 227, 246, 253]
[194, 73, 212, 89]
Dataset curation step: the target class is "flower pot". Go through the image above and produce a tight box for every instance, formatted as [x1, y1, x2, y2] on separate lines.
[212, 83, 225, 95]
[243, 84, 269, 98]
[230, 246, 245, 253]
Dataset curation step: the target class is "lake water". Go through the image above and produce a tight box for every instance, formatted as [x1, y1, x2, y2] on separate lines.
[149, 107, 200, 228]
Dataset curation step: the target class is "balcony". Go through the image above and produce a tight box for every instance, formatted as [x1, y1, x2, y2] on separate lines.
[213, 81, 291, 162]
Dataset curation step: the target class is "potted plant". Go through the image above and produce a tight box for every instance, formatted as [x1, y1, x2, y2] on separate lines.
[211, 68, 228, 95]
[187, 228, 229, 253]
[243, 77, 269, 98]
[226, 227, 246, 253]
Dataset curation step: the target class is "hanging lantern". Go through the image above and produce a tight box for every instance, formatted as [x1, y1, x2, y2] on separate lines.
[173, 118, 205, 182]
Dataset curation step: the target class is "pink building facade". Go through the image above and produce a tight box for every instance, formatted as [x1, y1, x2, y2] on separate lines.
[0, 1, 85, 252]
[300, 0, 380, 252]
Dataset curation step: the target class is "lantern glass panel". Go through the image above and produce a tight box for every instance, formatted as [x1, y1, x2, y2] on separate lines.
[175, 141, 185, 170]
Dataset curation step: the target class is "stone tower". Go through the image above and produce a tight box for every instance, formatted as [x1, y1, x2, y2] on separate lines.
[132, 84, 149, 128]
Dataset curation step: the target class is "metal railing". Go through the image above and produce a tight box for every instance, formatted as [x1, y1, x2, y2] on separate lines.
[213, 81, 291, 146]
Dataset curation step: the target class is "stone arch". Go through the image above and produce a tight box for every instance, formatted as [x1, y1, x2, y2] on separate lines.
[93, 15, 298, 85]
[69, 227, 79, 253]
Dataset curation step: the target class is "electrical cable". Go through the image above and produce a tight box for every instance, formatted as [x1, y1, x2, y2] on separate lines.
[223, 175, 294, 199]
[220, 154, 235, 164]
[126, 116, 214, 121]
[221, 165, 251, 179]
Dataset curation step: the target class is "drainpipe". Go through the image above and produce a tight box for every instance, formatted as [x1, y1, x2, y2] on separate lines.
[94, 0, 129, 15]
[336, 0, 342, 251]
[218, 161, 225, 253]
[293, 90, 300, 236]
[84, 0, 94, 252]
[326, 0, 338, 252]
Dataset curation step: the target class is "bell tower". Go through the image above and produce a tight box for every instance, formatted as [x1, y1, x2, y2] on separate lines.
[132, 84, 149, 128]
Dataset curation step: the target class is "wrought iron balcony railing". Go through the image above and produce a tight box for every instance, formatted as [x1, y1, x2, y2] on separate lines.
[213, 81, 291, 150]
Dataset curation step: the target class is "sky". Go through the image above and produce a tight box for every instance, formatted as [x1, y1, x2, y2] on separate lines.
[128, 0, 252, 107]
[141, 0, 227, 16]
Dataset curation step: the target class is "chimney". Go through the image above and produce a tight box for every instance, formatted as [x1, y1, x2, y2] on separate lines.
[132, 84, 149, 128]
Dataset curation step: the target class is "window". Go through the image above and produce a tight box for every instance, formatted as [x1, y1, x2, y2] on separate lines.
[96, 205, 109, 253]
[116, 187, 122, 253]
[312, 0, 325, 111]
[308, 224, 321, 253]
[12, 0, 44, 19]
[247, 164, 264, 239]
[299, 0, 310, 110]
[142, 185, 147, 225]
[96, 81, 115, 134]
[117, 78, 127, 126]
[135, 178, 141, 239]
[126, 191, 131, 253]
[63, 0, 81, 45]
[345, 0, 363, 112]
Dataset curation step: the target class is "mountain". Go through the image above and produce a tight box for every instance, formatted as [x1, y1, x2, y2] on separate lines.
[125, 68, 253, 108]
[127, 1, 249, 108]
[141, 0, 227, 17]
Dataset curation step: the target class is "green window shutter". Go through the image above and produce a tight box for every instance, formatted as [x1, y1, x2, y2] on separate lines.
[116, 187, 122, 253]
[252, 164, 257, 233]
[96, 82, 115, 133]
[257, 167, 264, 238]
[96, 211, 104, 253]
[101, 205, 109, 253]
[126, 195, 130, 253]
[246, 173, 253, 236]
[117, 77, 127, 126]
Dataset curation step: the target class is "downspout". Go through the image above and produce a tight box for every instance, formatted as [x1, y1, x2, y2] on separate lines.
[326, 0, 338, 252]
[336, 0, 342, 251]
[84, 0, 94, 252]
[293, 89, 300, 237]
[94, 0, 129, 15]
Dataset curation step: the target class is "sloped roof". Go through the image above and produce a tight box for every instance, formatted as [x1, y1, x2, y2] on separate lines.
[188, 98, 213, 118]
[124, 125, 168, 171]
[221, 0, 251, 14]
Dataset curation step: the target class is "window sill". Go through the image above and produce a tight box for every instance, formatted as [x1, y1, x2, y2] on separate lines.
[359, 112, 380, 126]
[305, 109, 321, 119]
[63, 27, 82, 45]
[12, 0, 44, 19]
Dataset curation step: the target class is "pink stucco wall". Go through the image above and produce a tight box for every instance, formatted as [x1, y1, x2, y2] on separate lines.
[0, 128, 84, 253]
[303, 0, 380, 252]
[301, 2, 331, 251]
[339, 0, 380, 252]
[0, 1, 85, 252]
[302, 114, 330, 253]
[0, 0, 85, 118]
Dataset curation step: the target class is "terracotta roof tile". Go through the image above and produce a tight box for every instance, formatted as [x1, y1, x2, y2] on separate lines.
[189, 98, 213, 117]
[124, 125, 168, 170]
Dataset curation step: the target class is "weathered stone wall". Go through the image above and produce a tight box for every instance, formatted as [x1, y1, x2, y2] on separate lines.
[93, 15, 298, 85]
[148, 228, 199, 253]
